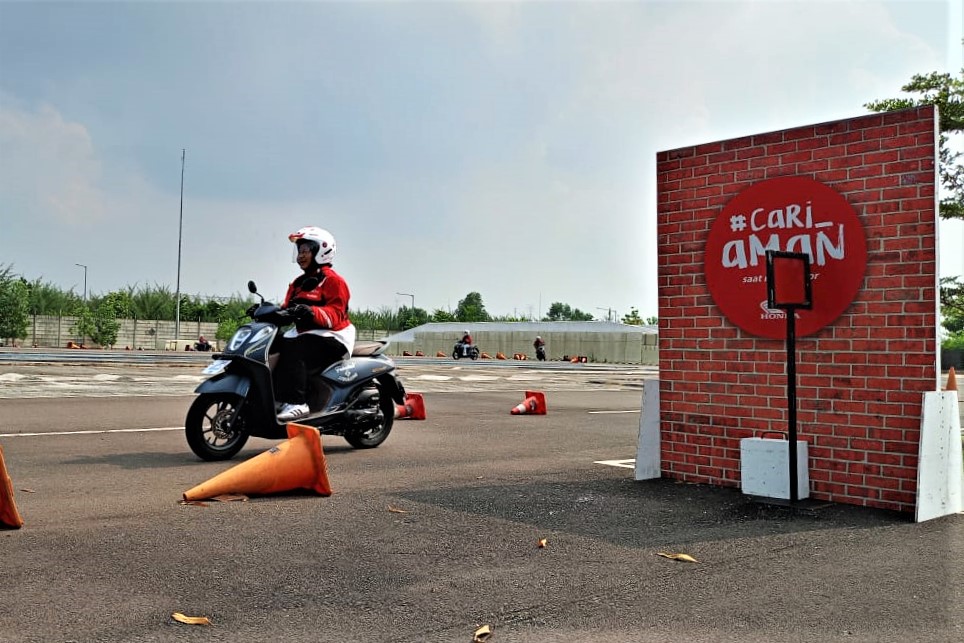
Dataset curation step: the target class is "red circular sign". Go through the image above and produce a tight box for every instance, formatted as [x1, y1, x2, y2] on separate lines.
[705, 176, 866, 339]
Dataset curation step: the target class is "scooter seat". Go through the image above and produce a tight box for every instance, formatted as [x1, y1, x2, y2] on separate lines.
[351, 341, 387, 357]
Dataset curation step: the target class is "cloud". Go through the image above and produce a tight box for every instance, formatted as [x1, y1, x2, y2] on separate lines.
[0, 101, 106, 225]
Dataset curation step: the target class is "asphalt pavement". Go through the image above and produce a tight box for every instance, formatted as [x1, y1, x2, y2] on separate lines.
[0, 356, 961, 642]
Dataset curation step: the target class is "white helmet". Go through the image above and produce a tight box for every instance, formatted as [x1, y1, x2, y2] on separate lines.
[289, 226, 336, 265]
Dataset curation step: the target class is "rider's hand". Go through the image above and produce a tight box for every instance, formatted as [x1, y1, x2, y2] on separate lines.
[245, 304, 258, 317]
[289, 304, 313, 321]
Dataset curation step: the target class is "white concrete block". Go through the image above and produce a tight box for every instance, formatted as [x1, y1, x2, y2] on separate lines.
[740, 437, 810, 500]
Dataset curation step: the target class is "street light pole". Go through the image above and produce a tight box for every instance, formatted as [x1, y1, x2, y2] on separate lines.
[396, 292, 414, 311]
[175, 149, 185, 346]
[74, 263, 87, 303]
[596, 307, 613, 322]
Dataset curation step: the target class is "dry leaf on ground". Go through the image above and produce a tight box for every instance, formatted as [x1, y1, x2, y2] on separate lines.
[171, 612, 212, 626]
[656, 552, 699, 563]
[473, 624, 492, 641]
[388, 505, 409, 514]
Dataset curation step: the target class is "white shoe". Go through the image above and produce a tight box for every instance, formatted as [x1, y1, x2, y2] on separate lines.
[277, 403, 310, 421]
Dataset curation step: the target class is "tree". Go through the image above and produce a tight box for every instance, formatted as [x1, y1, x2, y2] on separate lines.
[867, 71, 964, 347]
[621, 307, 643, 325]
[431, 309, 456, 323]
[26, 277, 84, 315]
[398, 306, 430, 330]
[865, 70, 963, 221]
[0, 267, 30, 345]
[75, 292, 126, 347]
[543, 302, 593, 321]
[455, 292, 490, 322]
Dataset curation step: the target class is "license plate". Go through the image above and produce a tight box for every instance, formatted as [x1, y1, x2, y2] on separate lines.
[202, 359, 231, 376]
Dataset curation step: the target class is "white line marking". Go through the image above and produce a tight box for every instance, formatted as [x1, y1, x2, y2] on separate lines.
[594, 459, 636, 469]
[588, 410, 640, 414]
[0, 427, 182, 438]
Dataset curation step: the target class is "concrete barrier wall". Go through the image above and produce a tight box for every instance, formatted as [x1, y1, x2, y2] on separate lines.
[21, 315, 221, 350]
[389, 329, 659, 365]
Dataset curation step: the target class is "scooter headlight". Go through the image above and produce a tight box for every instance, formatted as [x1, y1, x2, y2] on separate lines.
[227, 326, 253, 351]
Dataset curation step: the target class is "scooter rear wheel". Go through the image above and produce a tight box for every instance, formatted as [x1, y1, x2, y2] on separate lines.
[185, 393, 250, 461]
[344, 384, 395, 449]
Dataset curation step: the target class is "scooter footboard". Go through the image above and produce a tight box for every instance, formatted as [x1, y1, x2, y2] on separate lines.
[377, 374, 406, 404]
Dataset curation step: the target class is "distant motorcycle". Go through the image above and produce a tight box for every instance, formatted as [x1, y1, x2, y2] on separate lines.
[535, 344, 546, 361]
[453, 342, 480, 360]
[184, 280, 406, 461]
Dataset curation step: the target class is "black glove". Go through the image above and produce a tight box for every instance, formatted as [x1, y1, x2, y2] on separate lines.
[245, 304, 259, 317]
[289, 304, 313, 321]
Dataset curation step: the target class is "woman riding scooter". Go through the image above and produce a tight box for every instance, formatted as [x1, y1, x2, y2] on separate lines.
[273, 226, 356, 421]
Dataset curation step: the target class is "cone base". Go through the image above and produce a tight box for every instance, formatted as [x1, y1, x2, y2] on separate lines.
[183, 423, 331, 501]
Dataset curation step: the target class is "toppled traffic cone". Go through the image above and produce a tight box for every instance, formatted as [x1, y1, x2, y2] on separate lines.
[513, 353, 528, 360]
[510, 390, 547, 415]
[0, 445, 24, 529]
[480, 352, 492, 359]
[570, 355, 580, 363]
[395, 393, 426, 420]
[415, 350, 425, 357]
[402, 350, 413, 356]
[496, 352, 507, 360]
[946, 367, 958, 391]
[183, 423, 331, 501]
[436, 351, 447, 357]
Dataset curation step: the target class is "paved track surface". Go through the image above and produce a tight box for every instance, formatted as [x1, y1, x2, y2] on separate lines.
[0, 359, 961, 642]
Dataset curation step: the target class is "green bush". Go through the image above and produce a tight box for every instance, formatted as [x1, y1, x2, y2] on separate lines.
[942, 333, 964, 350]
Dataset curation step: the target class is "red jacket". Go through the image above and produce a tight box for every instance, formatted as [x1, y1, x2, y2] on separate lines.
[283, 265, 352, 333]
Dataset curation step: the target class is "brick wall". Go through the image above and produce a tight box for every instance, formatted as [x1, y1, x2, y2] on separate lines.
[655, 106, 938, 512]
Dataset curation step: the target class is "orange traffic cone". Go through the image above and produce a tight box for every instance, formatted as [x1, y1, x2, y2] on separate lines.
[496, 352, 507, 360]
[481, 352, 491, 359]
[510, 390, 547, 415]
[183, 423, 331, 501]
[436, 351, 447, 357]
[395, 393, 426, 420]
[402, 350, 413, 356]
[1, 445, 24, 529]
[415, 350, 425, 357]
[946, 367, 958, 391]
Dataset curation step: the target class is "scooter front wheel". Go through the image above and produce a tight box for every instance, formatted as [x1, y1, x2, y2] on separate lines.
[185, 393, 250, 461]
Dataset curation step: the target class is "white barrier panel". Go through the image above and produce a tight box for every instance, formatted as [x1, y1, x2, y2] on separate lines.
[915, 390, 963, 523]
[635, 379, 661, 480]
[740, 437, 810, 500]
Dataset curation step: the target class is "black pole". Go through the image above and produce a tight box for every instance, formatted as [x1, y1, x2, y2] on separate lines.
[175, 149, 185, 346]
[787, 309, 798, 503]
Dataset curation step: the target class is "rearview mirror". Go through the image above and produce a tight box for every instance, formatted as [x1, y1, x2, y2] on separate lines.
[247, 281, 258, 294]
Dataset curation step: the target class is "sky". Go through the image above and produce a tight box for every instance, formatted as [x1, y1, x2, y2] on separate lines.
[0, 0, 961, 321]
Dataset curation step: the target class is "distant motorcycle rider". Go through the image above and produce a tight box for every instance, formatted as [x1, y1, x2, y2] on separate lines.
[459, 329, 473, 357]
[273, 226, 356, 421]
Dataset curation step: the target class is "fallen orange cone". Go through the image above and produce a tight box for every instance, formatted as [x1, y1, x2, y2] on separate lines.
[496, 352, 507, 360]
[436, 351, 447, 357]
[1, 445, 24, 529]
[480, 352, 491, 359]
[510, 390, 547, 415]
[183, 423, 331, 501]
[395, 392, 426, 420]
[946, 367, 958, 391]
